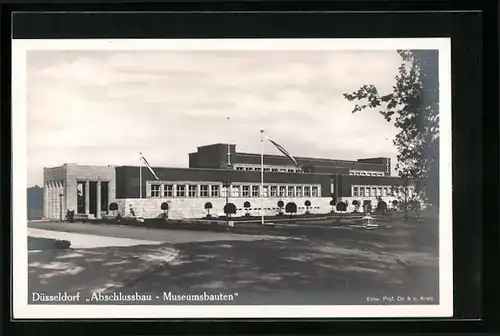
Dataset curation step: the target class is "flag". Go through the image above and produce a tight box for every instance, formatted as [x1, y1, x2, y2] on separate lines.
[140, 154, 160, 180]
[266, 137, 299, 167]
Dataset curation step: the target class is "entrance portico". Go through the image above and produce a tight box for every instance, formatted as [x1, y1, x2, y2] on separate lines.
[43, 164, 116, 220]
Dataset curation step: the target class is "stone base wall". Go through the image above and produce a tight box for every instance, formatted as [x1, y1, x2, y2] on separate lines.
[113, 196, 404, 219]
[115, 197, 334, 219]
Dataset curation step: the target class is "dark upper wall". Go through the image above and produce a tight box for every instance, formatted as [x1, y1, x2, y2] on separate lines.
[188, 143, 236, 169]
[235, 153, 386, 172]
[115, 166, 335, 198]
[115, 165, 411, 199]
[337, 174, 416, 197]
[187, 143, 390, 173]
[357, 157, 391, 175]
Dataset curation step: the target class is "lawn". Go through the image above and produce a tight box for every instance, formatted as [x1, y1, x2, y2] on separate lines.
[124, 217, 439, 305]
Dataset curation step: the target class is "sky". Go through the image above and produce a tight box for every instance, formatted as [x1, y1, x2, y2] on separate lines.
[26, 50, 402, 186]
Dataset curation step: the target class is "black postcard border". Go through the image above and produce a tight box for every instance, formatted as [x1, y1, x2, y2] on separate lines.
[1, 4, 497, 335]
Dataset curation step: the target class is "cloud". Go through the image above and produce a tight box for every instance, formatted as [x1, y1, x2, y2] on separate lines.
[26, 50, 402, 186]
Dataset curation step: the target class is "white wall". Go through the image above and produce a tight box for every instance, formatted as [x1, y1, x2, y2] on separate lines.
[115, 196, 334, 219]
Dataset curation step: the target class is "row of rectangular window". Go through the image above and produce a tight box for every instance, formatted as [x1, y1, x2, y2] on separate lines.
[235, 166, 303, 173]
[352, 186, 414, 197]
[349, 171, 384, 176]
[150, 184, 320, 198]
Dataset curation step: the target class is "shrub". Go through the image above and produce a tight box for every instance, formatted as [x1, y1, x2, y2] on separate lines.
[352, 200, 360, 207]
[244, 201, 251, 208]
[277, 200, 284, 208]
[65, 210, 75, 223]
[336, 202, 347, 212]
[285, 202, 297, 214]
[54, 239, 71, 249]
[204, 202, 213, 217]
[224, 203, 237, 215]
[161, 202, 169, 211]
[109, 202, 118, 211]
[377, 200, 388, 212]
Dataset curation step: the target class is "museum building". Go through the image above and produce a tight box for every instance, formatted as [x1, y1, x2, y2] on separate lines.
[43, 143, 416, 220]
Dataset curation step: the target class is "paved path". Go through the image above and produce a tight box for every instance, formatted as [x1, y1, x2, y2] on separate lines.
[27, 220, 439, 305]
[27, 222, 289, 300]
[28, 221, 286, 243]
[28, 228, 163, 249]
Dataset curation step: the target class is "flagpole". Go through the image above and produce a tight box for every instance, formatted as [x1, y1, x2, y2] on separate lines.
[139, 152, 142, 199]
[260, 129, 264, 225]
[227, 117, 231, 168]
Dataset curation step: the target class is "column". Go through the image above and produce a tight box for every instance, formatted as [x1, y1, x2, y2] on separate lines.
[56, 181, 61, 220]
[43, 182, 49, 219]
[96, 181, 101, 219]
[47, 181, 51, 219]
[50, 181, 55, 219]
[85, 180, 90, 214]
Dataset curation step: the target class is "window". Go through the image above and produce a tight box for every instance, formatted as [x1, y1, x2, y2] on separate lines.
[263, 186, 269, 197]
[353, 187, 359, 197]
[264, 168, 270, 172]
[210, 185, 219, 197]
[272, 168, 279, 172]
[151, 184, 161, 197]
[188, 185, 197, 197]
[288, 169, 294, 172]
[383, 187, 388, 196]
[280, 169, 286, 172]
[296, 186, 303, 197]
[270, 186, 278, 197]
[377, 187, 382, 196]
[231, 185, 240, 197]
[279, 186, 286, 197]
[304, 186, 311, 197]
[366, 187, 371, 197]
[245, 167, 253, 171]
[312, 186, 319, 197]
[371, 187, 376, 197]
[360, 187, 365, 197]
[163, 185, 173, 197]
[242, 185, 250, 197]
[287, 186, 295, 197]
[236, 166, 244, 171]
[200, 185, 209, 197]
[255, 167, 261, 172]
[251, 186, 259, 197]
[176, 185, 185, 197]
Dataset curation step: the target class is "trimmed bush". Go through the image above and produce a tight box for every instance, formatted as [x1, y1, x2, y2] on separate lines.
[377, 200, 388, 212]
[285, 202, 297, 214]
[336, 202, 347, 212]
[224, 203, 237, 215]
[65, 210, 75, 223]
[54, 239, 71, 249]
[204, 202, 213, 217]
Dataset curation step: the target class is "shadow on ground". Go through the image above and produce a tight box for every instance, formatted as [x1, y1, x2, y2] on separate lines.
[28, 236, 71, 251]
[126, 221, 439, 304]
[28, 243, 178, 299]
